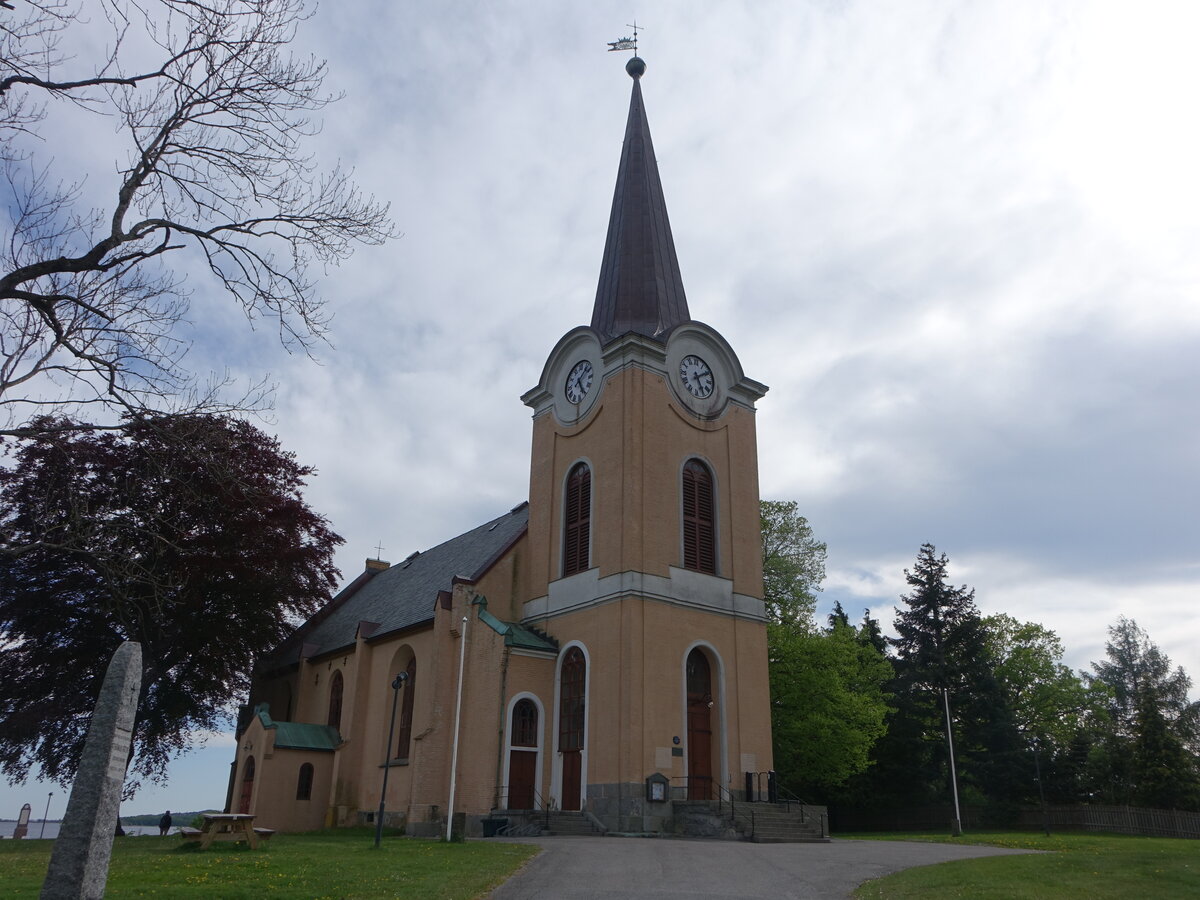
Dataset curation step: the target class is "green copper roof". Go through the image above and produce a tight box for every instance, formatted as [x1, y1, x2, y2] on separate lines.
[474, 597, 558, 654]
[254, 704, 341, 751]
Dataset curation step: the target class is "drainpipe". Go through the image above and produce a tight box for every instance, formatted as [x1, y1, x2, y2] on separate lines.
[494, 645, 511, 810]
[446, 616, 469, 841]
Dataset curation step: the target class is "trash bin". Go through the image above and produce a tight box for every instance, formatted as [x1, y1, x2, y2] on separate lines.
[481, 817, 508, 837]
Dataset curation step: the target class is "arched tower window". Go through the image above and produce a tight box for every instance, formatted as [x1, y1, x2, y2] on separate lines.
[682, 459, 716, 574]
[296, 763, 314, 801]
[327, 670, 343, 732]
[563, 462, 592, 576]
[396, 656, 418, 761]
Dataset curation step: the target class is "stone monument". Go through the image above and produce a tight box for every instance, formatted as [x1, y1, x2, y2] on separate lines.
[13, 802, 31, 839]
[40, 641, 141, 900]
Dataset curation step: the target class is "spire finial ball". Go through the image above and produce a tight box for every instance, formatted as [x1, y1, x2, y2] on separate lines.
[626, 56, 646, 79]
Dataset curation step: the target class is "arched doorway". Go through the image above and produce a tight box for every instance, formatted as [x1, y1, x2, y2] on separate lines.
[686, 649, 713, 800]
[508, 698, 539, 809]
[558, 647, 586, 810]
[239, 756, 256, 813]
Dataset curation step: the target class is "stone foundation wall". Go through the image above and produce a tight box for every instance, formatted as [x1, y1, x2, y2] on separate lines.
[588, 782, 673, 833]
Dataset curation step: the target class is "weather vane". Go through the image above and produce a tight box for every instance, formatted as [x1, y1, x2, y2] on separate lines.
[373, 540, 385, 560]
[607, 20, 643, 54]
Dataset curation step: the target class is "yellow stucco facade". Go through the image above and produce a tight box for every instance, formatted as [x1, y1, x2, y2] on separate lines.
[232, 62, 777, 836]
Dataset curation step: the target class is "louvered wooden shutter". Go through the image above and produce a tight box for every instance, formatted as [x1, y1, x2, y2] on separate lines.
[563, 463, 591, 576]
[682, 460, 716, 574]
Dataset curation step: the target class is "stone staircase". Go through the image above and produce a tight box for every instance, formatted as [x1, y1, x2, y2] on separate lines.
[541, 810, 606, 836]
[732, 802, 829, 843]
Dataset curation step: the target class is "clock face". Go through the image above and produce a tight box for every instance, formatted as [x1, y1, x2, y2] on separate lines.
[679, 355, 714, 399]
[565, 360, 593, 404]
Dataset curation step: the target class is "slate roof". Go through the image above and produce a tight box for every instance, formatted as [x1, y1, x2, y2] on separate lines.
[263, 503, 530, 672]
[591, 59, 691, 345]
[253, 705, 341, 751]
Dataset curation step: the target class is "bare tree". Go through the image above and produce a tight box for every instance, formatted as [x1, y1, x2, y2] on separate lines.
[0, 0, 395, 436]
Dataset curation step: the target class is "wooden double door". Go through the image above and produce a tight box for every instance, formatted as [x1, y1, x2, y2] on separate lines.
[687, 649, 714, 801]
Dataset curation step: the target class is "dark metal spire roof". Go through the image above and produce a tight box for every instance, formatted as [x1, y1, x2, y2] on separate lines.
[590, 58, 690, 344]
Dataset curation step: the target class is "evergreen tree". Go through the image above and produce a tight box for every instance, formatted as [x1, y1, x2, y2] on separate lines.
[1087, 618, 1200, 809]
[1132, 688, 1200, 809]
[888, 544, 1023, 813]
[859, 608, 888, 655]
[828, 600, 851, 630]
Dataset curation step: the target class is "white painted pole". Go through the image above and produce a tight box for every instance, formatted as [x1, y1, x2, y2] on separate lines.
[446, 616, 469, 842]
[943, 688, 963, 836]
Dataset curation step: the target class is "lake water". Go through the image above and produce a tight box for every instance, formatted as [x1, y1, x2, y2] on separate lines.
[1, 821, 158, 839]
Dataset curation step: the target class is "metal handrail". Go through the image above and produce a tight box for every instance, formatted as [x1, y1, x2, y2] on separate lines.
[495, 784, 553, 829]
[774, 782, 809, 822]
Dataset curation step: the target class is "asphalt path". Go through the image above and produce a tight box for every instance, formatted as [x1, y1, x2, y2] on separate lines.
[487, 835, 1038, 899]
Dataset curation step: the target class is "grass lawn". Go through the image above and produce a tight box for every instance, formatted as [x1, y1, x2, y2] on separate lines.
[842, 831, 1199, 899]
[0, 828, 538, 899]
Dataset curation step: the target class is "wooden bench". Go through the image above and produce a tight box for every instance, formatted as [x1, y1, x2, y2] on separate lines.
[254, 827, 276, 841]
[179, 826, 202, 842]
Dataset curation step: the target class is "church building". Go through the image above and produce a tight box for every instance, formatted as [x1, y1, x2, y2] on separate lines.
[232, 56, 776, 836]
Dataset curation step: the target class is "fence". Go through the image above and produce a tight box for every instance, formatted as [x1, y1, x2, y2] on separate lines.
[1017, 804, 1200, 839]
[831, 803, 1200, 839]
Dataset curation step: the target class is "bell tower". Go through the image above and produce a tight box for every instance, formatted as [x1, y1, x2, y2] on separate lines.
[519, 56, 773, 829]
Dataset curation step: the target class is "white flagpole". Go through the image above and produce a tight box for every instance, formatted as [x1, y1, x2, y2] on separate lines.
[446, 616, 469, 842]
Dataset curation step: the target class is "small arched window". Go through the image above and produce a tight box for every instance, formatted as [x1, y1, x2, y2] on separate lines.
[296, 763, 314, 801]
[327, 670, 343, 732]
[563, 462, 592, 576]
[682, 459, 716, 574]
[512, 698, 538, 747]
[396, 656, 418, 761]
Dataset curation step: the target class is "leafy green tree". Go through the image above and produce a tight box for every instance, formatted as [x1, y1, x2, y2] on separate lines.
[0, 414, 342, 794]
[981, 614, 1089, 751]
[759, 504, 889, 796]
[769, 617, 891, 797]
[760, 500, 826, 627]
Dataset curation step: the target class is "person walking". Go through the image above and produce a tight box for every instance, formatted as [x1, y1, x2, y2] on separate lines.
[158, 810, 172, 836]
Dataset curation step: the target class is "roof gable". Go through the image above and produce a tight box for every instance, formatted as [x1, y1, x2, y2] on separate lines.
[265, 504, 529, 670]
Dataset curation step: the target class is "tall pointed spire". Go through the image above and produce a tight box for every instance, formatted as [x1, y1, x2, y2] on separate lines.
[591, 57, 690, 344]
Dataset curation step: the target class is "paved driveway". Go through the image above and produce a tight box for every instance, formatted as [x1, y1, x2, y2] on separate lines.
[487, 835, 1037, 899]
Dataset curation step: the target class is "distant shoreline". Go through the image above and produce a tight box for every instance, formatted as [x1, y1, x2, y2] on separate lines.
[2, 820, 165, 839]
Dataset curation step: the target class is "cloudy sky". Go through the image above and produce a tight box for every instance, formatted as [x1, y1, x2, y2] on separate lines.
[5, 0, 1199, 818]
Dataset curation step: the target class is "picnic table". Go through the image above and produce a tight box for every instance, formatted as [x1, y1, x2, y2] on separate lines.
[179, 813, 274, 849]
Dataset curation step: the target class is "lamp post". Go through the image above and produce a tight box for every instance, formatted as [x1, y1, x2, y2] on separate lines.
[942, 688, 963, 836]
[1032, 737, 1051, 836]
[40, 792, 52, 839]
[374, 671, 408, 849]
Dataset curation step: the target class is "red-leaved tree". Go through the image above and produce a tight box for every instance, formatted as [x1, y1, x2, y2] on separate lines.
[0, 414, 342, 795]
